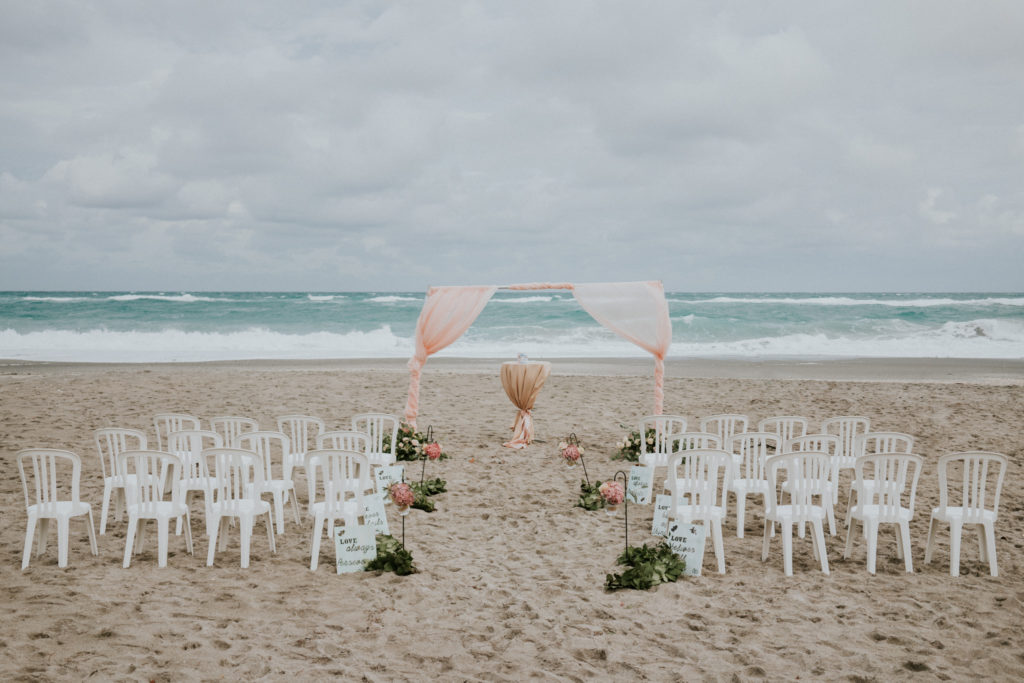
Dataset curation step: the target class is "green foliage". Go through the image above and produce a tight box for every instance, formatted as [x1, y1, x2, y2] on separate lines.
[575, 479, 606, 511]
[384, 423, 452, 462]
[409, 478, 446, 512]
[604, 542, 687, 591]
[613, 427, 685, 462]
[365, 534, 417, 576]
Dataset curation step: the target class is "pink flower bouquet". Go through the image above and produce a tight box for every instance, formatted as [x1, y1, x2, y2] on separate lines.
[598, 480, 625, 506]
[424, 442, 442, 461]
[389, 482, 415, 508]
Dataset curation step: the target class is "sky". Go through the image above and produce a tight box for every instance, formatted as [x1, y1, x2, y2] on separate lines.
[1, 1, 1022, 293]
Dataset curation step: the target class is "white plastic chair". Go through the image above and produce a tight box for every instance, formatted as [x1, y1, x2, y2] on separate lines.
[276, 414, 325, 481]
[821, 416, 871, 502]
[666, 448, 734, 574]
[699, 414, 748, 447]
[18, 449, 98, 569]
[118, 449, 194, 568]
[205, 447, 276, 569]
[783, 434, 839, 536]
[844, 432, 915, 531]
[925, 451, 1007, 577]
[209, 416, 259, 447]
[659, 432, 722, 494]
[727, 432, 779, 538]
[153, 413, 201, 451]
[167, 429, 223, 535]
[305, 449, 373, 571]
[237, 431, 301, 535]
[94, 427, 148, 534]
[316, 430, 370, 452]
[843, 453, 923, 574]
[351, 413, 400, 467]
[758, 416, 809, 446]
[762, 452, 831, 576]
[637, 415, 688, 468]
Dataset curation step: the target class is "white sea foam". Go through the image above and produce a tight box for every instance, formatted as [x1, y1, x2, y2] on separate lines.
[106, 293, 230, 303]
[307, 295, 345, 302]
[679, 296, 1024, 307]
[367, 295, 421, 303]
[23, 296, 91, 303]
[1, 317, 1021, 362]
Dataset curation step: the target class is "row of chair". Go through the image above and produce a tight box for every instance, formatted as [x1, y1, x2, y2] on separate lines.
[660, 447, 1007, 578]
[19, 412, 405, 571]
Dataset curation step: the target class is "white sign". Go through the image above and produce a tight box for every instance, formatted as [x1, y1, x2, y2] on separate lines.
[667, 521, 707, 577]
[334, 521, 377, 574]
[651, 494, 672, 537]
[375, 465, 404, 501]
[362, 492, 389, 535]
[627, 465, 653, 505]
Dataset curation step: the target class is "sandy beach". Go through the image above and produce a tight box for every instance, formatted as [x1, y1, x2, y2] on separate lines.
[2, 357, 1022, 681]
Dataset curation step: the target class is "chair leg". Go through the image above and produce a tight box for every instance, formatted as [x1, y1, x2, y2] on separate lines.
[899, 521, 913, 573]
[949, 520, 963, 577]
[735, 493, 747, 539]
[273, 491, 285, 535]
[894, 524, 904, 560]
[182, 512, 194, 556]
[123, 516, 138, 568]
[240, 514, 251, 569]
[983, 522, 998, 577]
[206, 513, 220, 566]
[712, 519, 725, 574]
[86, 509, 99, 556]
[100, 481, 113, 535]
[761, 520, 771, 561]
[290, 488, 301, 526]
[824, 498, 837, 537]
[924, 516, 938, 564]
[22, 514, 37, 570]
[37, 518, 49, 555]
[266, 512, 276, 554]
[218, 516, 230, 551]
[157, 517, 170, 568]
[310, 513, 325, 571]
[782, 523, 793, 576]
[57, 515, 71, 568]
[813, 518, 830, 575]
[866, 519, 878, 575]
[844, 490, 856, 534]
[977, 525, 987, 563]
[843, 516, 857, 559]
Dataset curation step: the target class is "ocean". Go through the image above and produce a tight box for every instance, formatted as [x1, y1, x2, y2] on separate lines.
[1, 291, 1022, 363]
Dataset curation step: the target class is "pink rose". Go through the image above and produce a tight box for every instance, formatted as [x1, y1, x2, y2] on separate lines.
[561, 444, 581, 462]
[598, 481, 625, 505]
[390, 482, 415, 507]
[425, 442, 442, 460]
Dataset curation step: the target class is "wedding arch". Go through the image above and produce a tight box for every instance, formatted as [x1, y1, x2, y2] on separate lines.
[403, 281, 672, 428]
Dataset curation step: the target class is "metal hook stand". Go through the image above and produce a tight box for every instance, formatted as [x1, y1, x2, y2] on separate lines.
[614, 470, 629, 552]
[566, 432, 590, 486]
[400, 472, 407, 548]
[420, 425, 434, 485]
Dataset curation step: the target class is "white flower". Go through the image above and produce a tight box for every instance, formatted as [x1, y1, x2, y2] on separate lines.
[558, 441, 567, 450]
[646, 437, 654, 445]
[412, 440, 420, 446]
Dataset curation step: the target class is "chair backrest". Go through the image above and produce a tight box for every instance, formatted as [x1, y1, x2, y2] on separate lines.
[118, 450, 185, 512]
[699, 414, 748, 445]
[821, 416, 870, 459]
[209, 416, 259, 448]
[316, 430, 370, 452]
[94, 428, 148, 480]
[671, 432, 722, 451]
[305, 449, 372, 516]
[853, 452, 923, 520]
[758, 416, 809, 444]
[276, 414, 325, 454]
[854, 432, 915, 457]
[765, 451, 831, 521]
[205, 448, 267, 511]
[728, 432, 780, 482]
[18, 448, 84, 513]
[638, 415, 688, 457]
[153, 413, 201, 451]
[935, 451, 1008, 522]
[784, 433, 839, 457]
[666, 448, 733, 514]
[237, 431, 292, 482]
[351, 414, 399, 456]
[167, 430, 224, 480]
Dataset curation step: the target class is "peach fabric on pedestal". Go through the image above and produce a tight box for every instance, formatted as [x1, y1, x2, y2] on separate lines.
[500, 361, 552, 449]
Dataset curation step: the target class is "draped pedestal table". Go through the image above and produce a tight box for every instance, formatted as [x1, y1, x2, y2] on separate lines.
[500, 361, 551, 449]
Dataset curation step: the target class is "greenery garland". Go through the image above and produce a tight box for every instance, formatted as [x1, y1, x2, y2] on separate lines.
[364, 534, 417, 575]
[575, 479, 606, 511]
[605, 542, 687, 591]
[409, 478, 446, 512]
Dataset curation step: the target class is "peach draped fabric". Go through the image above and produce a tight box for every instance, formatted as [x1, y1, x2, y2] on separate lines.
[403, 285, 497, 427]
[572, 281, 672, 414]
[500, 361, 551, 448]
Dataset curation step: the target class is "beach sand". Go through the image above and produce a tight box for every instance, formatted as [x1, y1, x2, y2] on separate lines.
[1, 358, 1022, 681]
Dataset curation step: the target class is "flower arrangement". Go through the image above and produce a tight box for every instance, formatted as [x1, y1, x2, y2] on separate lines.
[424, 441, 442, 461]
[559, 440, 583, 466]
[605, 542, 687, 591]
[385, 423, 451, 462]
[364, 534, 417, 575]
[389, 482, 415, 509]
[598, 480, 625, 506]
[614, 427, 657, 462]
[576, 479, 605, 511]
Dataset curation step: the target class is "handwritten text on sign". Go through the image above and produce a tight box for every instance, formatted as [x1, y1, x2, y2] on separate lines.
[362, 491, 389, 535]
[627, 465, 653, 505]
[651, 494, 672, 537]
[335, 522, 376, 574]
[668, 521, 707, 577]
[375, 465, 404, 499]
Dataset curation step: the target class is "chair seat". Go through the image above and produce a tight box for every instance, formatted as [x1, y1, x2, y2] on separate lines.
[28, 501, 92, 519]
[212, 500, 271, 516]
[731, 479, 770, 495]
[850, 504, 913, 523]
[930, 506, 997, 525]
[131, 500, 189, 519]
[766, 504, 826, 524]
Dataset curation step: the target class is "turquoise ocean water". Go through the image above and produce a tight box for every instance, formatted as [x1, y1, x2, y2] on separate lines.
[1, 291, 1022, 362]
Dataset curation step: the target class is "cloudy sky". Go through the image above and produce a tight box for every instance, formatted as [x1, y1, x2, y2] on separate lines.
[1, 1, 1022, 292]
